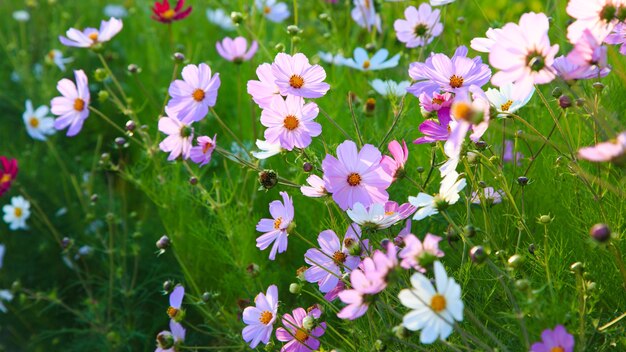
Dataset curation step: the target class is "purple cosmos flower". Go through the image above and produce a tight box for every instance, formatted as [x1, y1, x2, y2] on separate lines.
[256, 0, 290, 23]
[385, 201, 417, 220]
[414, 109, 453, 144]
[242, 285, 279, 349]
[324, 280, 345, 302]
[530, 325, 574, 352]
[322, 140, 393, 210]
[155, 320, 186, 352]
[276, 307, 326, 352]
[305, 229, 360, 292]
[167, 63, 221, 123]
[351, 0, 381, 33]
[59, 17, 123, 48]
[256, 191, 294, 260]
[566, 0, 621, 44]
[470, 187, 504, 206]
[381, 140, 408, 181]
[158, 109, 194, 161]
[260, 95, 321, 150]
[605, 22, 626, 55]
[271, 53, 330, 99]
[419, 91, 453, 112]
[552, 55, 610, 81]
[337, 256, 386, 320]
[50, 70, 90, 137]
[216, 37, 258, 63]
[301, 175, 327, 198]
[503, 140, 523, 166]
[189, 134, 216, 166]
[167, 285, 185, 322]
[407, 46, 491, 97]
[399, 233, 444, 272]
[489, 12, 559, 99]
[394, 4, 443, 48]
[578, 131, 626, 164]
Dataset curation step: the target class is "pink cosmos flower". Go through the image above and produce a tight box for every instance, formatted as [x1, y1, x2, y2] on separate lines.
[271, 53, 330, 99]
[276, 307, 326, 352]
[399, 233, 444, 272]
[50, 70, 90, 137]
[59, 17, 123, 48]
[216, 37, 258, 63]
[407, 46, 491, 97]
[489, 12, 559, 100]
[384, 201, 417, 220]
[260, 95, 321, 150]
[605, 22, 626, 55]
[304, 226, 363, 293]
[324, 281, 345, 302]
[470, 27, 504, 53]
[155, 320, 186, 352]
[530, 325, 574, 352]
[0, 157, 18, 197]
[414, 109, 453, 144]
[470, 187, 504, 206]
[381, 140, 409, 181]
[503, 140, 523, 166]
[248, 63, 282, 110]
[189, 134, 216, 166]
[552, 55, 610, 80]
[337, 257, 387, 320]
[567, 29, 609, 70]
[578, 131, 626, 164]
[166, 285, 185, 322]
[419, 91, 453, 112]
[322, 140, 393, 210]
[242, 285, 279, 349]
[351, 0, 381, 33]
[255, 0, 290, 23]
[394, 4, 443, 48]
[158, 109, 194, 161]
[167, 63, 221, 123]
[256, 191, 294, 260]
[372, 243, 399, 280]
[566, 0, 624, 44]
[301, 175, 327, 198]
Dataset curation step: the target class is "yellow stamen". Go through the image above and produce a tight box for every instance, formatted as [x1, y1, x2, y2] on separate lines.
[259, 310, 273, 325]
[162, 9, 176, 20]
[289, 75, 304, 89]
[283, 115, 299, 131]
[263, 6, 271, 14]
[0, 174, 11, 183]
[167, 306, 179, 318]
[192, 89, 205, 102]
[88, 33, 98, 42]
[449, 75, 464, 89]
[550, 347, 565, 352]
[202, 142, 213, 154]
[29, 117, 39, 128]
[347, 173, 361, 186]
[430, 294, 447, 312]
[294, 329, 308, 343]
[273, 217, 283, 229]
[332, 251, 347, 264]
[500, 100, 513, 112]
[362, 60, 371, 69]
[74, 98, 85, 112]
[14, 208, 23, 217]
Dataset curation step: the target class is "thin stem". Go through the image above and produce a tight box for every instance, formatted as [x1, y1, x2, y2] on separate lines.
[348, 92, 364, 147]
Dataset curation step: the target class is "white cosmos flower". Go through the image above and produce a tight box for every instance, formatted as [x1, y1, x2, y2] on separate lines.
[398, 261, 464, 344]
[430, 0, 456, 6]
[318, 51, 347, 66]
[370, 79, 410, 97]
[409, 171, 466, 221]
[0, 290, 14, 313]
[206, 8, 236, 31]
[301, 175, 327, 198]
[485, 83, 534, 117]
[45, 50, 74, 72]
[251, 139, 283, 159]
[103, 5, 128, 18]
[347, 202, 401, 230]
[2, 196, 31, 231]
[23, 100, 55, 141]
[343, 48, 400, 71]
[13, 10, 30, 22]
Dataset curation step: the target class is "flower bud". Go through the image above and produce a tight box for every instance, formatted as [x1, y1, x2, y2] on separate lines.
[202, 292, 211, 302]
[517, 176, 529, 186]
[264, 341, 275, 351]
[289, 283, 301, 294]
[365, 43, 377, 52]
[287, 25, 302, 36]
[538, 214, 552, 224]
[303, 162, 313, 172]
[515, 279, 530, 291]
[469, 246, 486, 264]
[570, 261, 584, 274]
[416, 166, 425, 173]
[94, 68, 108, 82]
[156, 235, 171, 250]
[392, 324, 407, 339]
[558, 95, 572, 109]
[474, 140, 488, 150]
[125, 120, 136, 132]
[274, 43, 285, 52]
[507, 254, 524, 269]
[374, 339, 386, 351]
[115, 137, 126, 146]
[173, 52, 185, 62]
[189, 176, 198, 185]
[380, 238, 391, 249]
[302, 315, 315, 330]
[528, 243, 535, 255]
[127, 64, 140, 74]
[230, 11, 244, 24]
[156, 331, 174, 350]
[589, 223, 611, 243]
[296, 266, 307, 281]
[551, 87, 563, 98]
[61, 237, 73, 250]
[575, 98, 585, 107]
[163, 280, 173, 293]
[464, 225, 476, 238]
[365, 97, 376, 115]
[258, 170, 278, 190]
[98, 90, 109, 103]
[247, 263, 260, 277]
[318, 13, 331, 22]
[593, 82, 604, 92]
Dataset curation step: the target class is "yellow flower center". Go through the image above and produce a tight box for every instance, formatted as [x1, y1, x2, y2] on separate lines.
[294, 329, 309, 343]
[29, 117, 39, 128]
[263, 6, 271, 14]
[283, 115, 299, 130]
[47, 51, 55, 60]
[167, 306, 179, 318]
[362, 60, 371, 69]
[550, 347, 565, 352]
[274, 217, 283, 229]
[364, 0, 371, 9]
[202, 142, 213, 154]
[74, 98, 85, 112]
[88, 33, 98, 42]
[162, 9, 176, 20]
[384, 211, 395, 215]
[332, 251, 347, 264]
[0, 174, 11, 183]
[14, 207, 23, 217]
[259, 310, 273, 325]
[500, 100, 513, 112]
[347, 172, 362, 186]
[289, 75, 304, 89]
[192, 89, 205, 102]
[430, 293, 447, 312]
[451, 102, 473, 121]
[432, 97, 444, 105]
[449, 75, 464, 89]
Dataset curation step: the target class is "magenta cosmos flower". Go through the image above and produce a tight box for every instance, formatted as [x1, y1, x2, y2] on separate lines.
[152, 0, 192, 23]
[530, 325, 574, 352]
[260, 95, 321, 150]
[304, 225, 364, 293]
[407, 46, 491, 97]
[399, 233, 444, 272]
[167, 63, 221, 123]
[155, 320, 186, 352]
[242, 285, 279, 349]
[189, 134, 216, 166]
[381, 140, 408, 181]
[489, 12, 559, 99]
[419, 91, 453, 112]
[158, 108, 194, 161]
[271, 53, 330, 99]
[248, 63, 282, 109]
[256, 191, 294, 260]
[216, 37, 258, 63]
[50, 69, 90, 137]
[414, 109, 453, 144]
[276, 307, 326, 352]
[605, 22, 626, 55]
[59, 17, 123, 48]
[0, 157, 18, 197]
[578, 131, 626, 164]
[322, 140, 393, 210]
[166, 285, 185, 322]
[394, 4, 443, 48]
[337, 256, 387, 320]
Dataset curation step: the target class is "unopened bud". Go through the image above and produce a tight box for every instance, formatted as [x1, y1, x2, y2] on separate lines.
[189, 176, 198, 185]
[592, 82, 604, 92]
[303, 162, 313, 172]
[287, 25, 301, 35]
[94, 68, 108, 82]
[507, 254, 524, 269]
[517, 176, 529, 186]
[551, 87, 563, 98]
[258, 170, 278, 190]
[558, 95, 572, 109]
[570, 261, 584, 274]
[589, 223, 611, 243]
[156, 235, 171, 250]
[127, 64, 140, 74]
[173, 52, 185, 62]
[469, 246, 486, 264]
[247, 263, 260, 277]
[289, 283, 301, 294]
[230, 11, 244, 24]
[163, 280, 173, 293]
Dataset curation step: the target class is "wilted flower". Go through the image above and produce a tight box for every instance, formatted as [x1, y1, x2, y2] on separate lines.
[50, 70, 90, 137]
[167, 63, 221, 123]
[394, 4, 443, 48]
[59, 17, 123, 48]
[3, 196, 31, 231]
[343, 48, 401, 71]
[22, 100, 55, 141]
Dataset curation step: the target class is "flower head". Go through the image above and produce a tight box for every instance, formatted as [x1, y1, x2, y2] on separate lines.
[3, 196, 31, 230]
[23, 100, 55, 141]
[167, 63, 221, 123]
[243, 285, 279, 349]
[206, 8, 236, 30]
[414, 109, 453, 144]
[216, 37, 258, 63]
[394, 4, 443, 48]
[605, 22, 626, 55]
[351, 0, 381, 33]
[248, 63, 282, 110]
[256, 192, 294, 260]
[409, 171, 466, 220]
[301, 175, 327, 198]
[190, 135, 216, 166]
[276, 307, 326, 351]
[59, 17, 123, 48]
[167, 285, 185, 322]
[470, 187, 504, 206]
[155, 320, 186, 352]
[399, 234, 444, 271]
[419, 91, 454, 112]
[343, 48, 400, 71]
[485, 83, 534, 117]
[45, 50, 73, 71]
[256, 0, 290, 23]
[530, 325, 574, 352]
[251, 139, 284, 159]
[552, 55, 610, 80]
[347, 202, 401, 230]
[152, 0, 192, 23]
[567, 29, 609, 71]
[0, 157, 18, 197]
[381, 140, 409, 181]
[566, 0, 623, 44]
[370, 79, 410, 98]
[158, 110, 194, 161]
[271, 53, 330, 99]
[578, 131, 626, 164]
[337, 257, 387, 320]
[261, 95, 321, 150]
[50, 70, 90, 137]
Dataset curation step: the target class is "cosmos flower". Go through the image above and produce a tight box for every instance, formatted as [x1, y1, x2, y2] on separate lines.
[104, 5, 128, 18]
[155, 320, 186, 352]
[370, 79, 410, 98]
[276, 307, 326, 352]
[206, 8, 236, 30]
[251, 139, 284, 159]
[166, 285, 185, 322]
[530, 325, 575, 352]
[470, 27, 504, 53]
[216, 37, 258, 63]
[399, 234, 445, 272]
[256, 0, 290, 23]
[22, 100, 55, 141]
[322, 140, 393, 210]
[394, 4, 443, 48]
[12, 10, 30, 22]
[551, 55, 610, 80]
[470, 187, 504, 206]
[409, 171, 466, 221]
[419, 91, 454, 112]
[381, 140, 409, 181]
[407, 46, 491, 97]
[385, 201, 417, 221]
[578, 131, 626, 164]
[189, 135, 216, 166]
[3, 196, 31, 231]
[301, 175, 327, 198]
[399, 261, 464, 344]
[50, 70, 90, 137]
[256, 192, 294, 260]
[566, 0, 623, 44]
[318, 51, 347, 66]
[567, 29, 609, 72]
[485, 83, 534, 117]
[260, 95, 321, 150]
[351, 0, 381, 33]
[337, 256, 387, 320]
[159, 110, 194, 161]
[605, 22, 626, 55]
[0, 290, 14, 313]
[242, 285, 279, 349]
[152, 0, 192, 23]
[45, 50, 73, 71]
[347, 202, 401, 230]
[271, 53, 330, 99]
[59, 17, 123, 48]
[503, 140, 524, 166]
[489, 12, 559, 100]
[0, 157, 18, 197]
[167, 63, 221, 123]
[248, 63, 282, 110]
[343, 48, 401, 71]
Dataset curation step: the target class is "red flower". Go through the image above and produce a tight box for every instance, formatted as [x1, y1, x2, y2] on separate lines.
[0, 156, 18, 197]
[152, 0, 192, 23]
